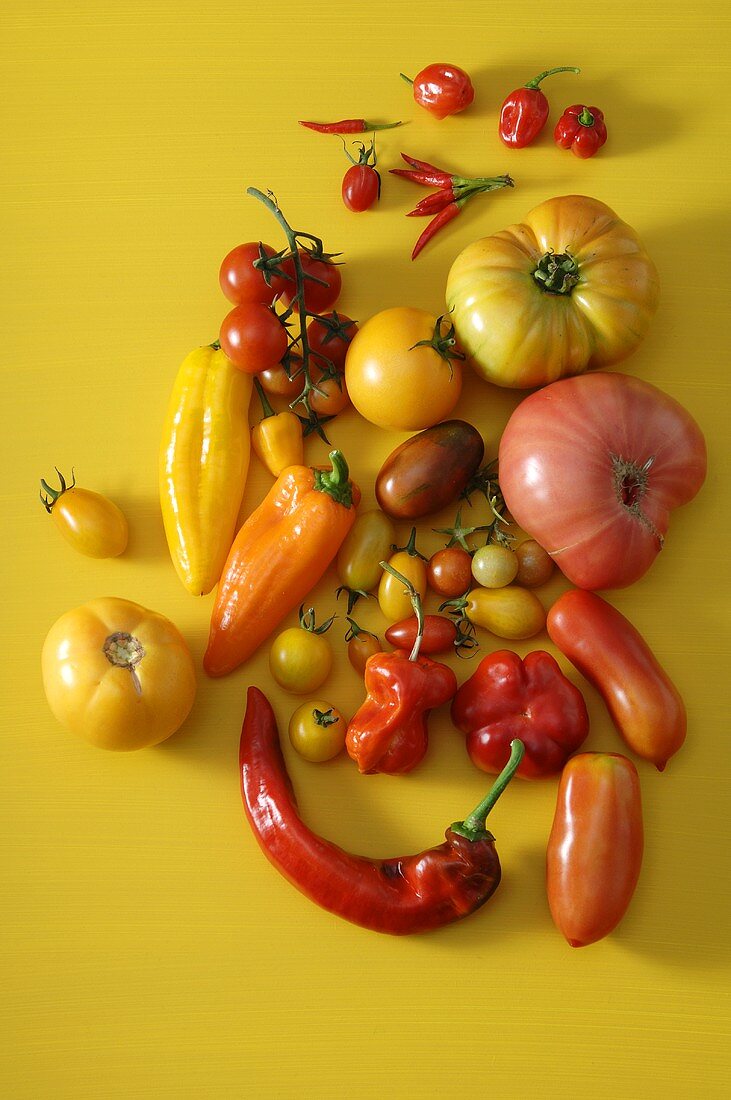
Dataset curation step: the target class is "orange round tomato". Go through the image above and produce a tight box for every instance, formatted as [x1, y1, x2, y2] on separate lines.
[41, 598, 197, 751]
[344, 307, 463, 431]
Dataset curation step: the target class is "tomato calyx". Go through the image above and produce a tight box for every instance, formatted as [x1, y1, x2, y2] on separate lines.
[611, 454, 665, 546]
[336, 585, 372, 615]
[40, 467, 76, 512]
[312, 707, 340, 728]
[391, 526, 428, 562]
[251, 242, 295, 289]
[299, 605, 336, 636]
[433, 506, 492, 552]
[533, 250, 581, 295]
[379, 562, 425, 661]
[103, 631, 145, 695]
[344, 616, 379, 643]
[409, 314, 465, 375]
[438, 589, 480, 657]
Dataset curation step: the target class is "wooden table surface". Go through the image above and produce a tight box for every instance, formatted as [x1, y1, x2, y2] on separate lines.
[2, 1, 730, 1096]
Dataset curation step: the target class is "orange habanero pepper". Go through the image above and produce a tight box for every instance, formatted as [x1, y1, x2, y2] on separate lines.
[204, 450, 360, 677]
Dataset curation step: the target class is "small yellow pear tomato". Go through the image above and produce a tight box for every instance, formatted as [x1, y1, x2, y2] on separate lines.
[40, 468, 128, 558]
[41, 597, 197, 751]
[377, 531, 428, 622]
[269, 607, 334, 694]
[288, 702, 347, 762]
[458, 586, 546, 640]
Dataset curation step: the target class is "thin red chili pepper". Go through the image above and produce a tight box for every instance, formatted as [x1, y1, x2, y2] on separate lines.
[240, 686, 524, 935]
[407, 187, 457, 216]
[412, 202, 463, 259]
[300, 118, 404, 134]
[399, 152, 451, 175]
[389, 167, 454, 187]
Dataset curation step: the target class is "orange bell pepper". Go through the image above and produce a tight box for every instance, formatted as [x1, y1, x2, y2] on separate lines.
[204, 451, 360, 677]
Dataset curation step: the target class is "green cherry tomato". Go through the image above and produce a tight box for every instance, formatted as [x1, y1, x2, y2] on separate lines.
[269, 626, 333, 694]
[337, 510, 397, 594]
[471, 544, 519, 588]
[288, 702, 347, 762]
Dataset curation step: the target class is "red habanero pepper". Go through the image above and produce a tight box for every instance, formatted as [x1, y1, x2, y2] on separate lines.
[299, 118, 404, 134]
[240, 685, 525, 935]
[554, 104, 607, 158]
[451, 650, 589, 779]
[499, 66, 581, 148]
[346, 564, 457, 773]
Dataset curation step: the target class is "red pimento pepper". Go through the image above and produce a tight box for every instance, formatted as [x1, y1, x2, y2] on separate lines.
[451, 650, 590, 779]
[240, 685, 524, 935]
[299, 118, 404, 134]
[554, 104, 607, 158]
[346, 564, 457, 773]
[499, 66, 580, 148]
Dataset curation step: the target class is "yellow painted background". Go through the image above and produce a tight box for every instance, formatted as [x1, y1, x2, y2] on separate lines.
[2, 2, 730, 1096]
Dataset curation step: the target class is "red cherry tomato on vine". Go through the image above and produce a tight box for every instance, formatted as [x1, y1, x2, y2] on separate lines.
[219, 303, 289, 374]
[282, 252, 342, 314]
[219, 242, 292, 305]
[405, 63, 475, 120]
[307, 313, 357, 371]
[309, 369, 350, 416]
[259, 360, 304, 400]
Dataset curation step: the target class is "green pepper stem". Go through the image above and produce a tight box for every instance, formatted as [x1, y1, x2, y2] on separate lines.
[313, 450, 353, 508]
[578, 106, 595, 126]
[452, 740, 525, 840]
[399, 72, 414, 86]
[254, 377, 275, 420]
[525, 65, 580, 89]
[379, 561, 424, 661]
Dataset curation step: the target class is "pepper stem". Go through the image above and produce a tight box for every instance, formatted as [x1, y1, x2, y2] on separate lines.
[578, 106, 595, 127]
[399, 72, 414, 85]
[451, 740, 525, 840]
[379, 561, 424, 661]
[313, 450, 353, 508]
[254, 377, 275, 420]
[524, 65, 580, 89]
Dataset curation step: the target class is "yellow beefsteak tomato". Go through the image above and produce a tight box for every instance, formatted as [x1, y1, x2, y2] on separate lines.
[41, 597, 197, 751]
[445, 195, 660, 389]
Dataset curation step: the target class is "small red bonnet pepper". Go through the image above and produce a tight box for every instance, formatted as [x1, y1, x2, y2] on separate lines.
[554, 104, 607, 158]
[240, 685, 525, 935]
[499, 66, 581, 148]
[451, 650, 589, 779]
[346, 564, 457, 774]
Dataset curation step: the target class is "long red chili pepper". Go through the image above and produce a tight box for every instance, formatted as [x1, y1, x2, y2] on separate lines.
[240, 686, 524, 935]
[407, 186, 457, 216]
[411, 202, 463, 259]
[300, 118, 403, 134]
[390, 167, 454, 187]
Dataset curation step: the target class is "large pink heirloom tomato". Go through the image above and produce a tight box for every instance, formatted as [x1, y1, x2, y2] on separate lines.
[445, 195, 660, 389]
[498, 372, 707, 590]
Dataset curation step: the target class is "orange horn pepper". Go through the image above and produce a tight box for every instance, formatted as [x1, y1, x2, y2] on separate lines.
[204, 450, 360, 678]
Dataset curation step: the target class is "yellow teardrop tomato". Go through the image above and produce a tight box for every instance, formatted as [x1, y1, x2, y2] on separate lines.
[464, 586, 545, 640]
[337, 509, 396, 594]
[41, 598, 197, 751]
[40, 470, 128, 558]
[446, 195, 660, 389]
[344, 308, 463, 431]
[378, 548, 428, 622]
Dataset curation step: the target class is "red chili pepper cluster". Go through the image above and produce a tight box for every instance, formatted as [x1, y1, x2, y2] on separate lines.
[390, 153, 514, 259]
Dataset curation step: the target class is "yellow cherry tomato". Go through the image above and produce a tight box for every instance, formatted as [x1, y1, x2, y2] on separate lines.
[344, 307, 463, 431]
[378, 534, 428, 622]
[269, 608, 334, 694]
[41, 597, 197, 751]
[40, 469, 128, 558]
[337, 509, 396, 594]
[288, 702, 347, 762]
[471, 544, 519, 588]
[464, 585, 545, 640]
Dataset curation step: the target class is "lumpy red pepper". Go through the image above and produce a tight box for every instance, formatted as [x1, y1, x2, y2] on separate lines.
[240, 686, 524, 935]
[451, 650, 589, 779]
[554, 104, 607, 158]
[499, 66, 580, 148]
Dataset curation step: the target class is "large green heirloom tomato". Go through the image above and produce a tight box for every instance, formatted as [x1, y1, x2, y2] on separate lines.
[445, 195, 660, 389]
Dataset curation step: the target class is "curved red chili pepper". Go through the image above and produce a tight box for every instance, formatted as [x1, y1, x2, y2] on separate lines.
[240, 687, 524, 935]
[299, 118, 403, 134]
[411, 201, 463, 259]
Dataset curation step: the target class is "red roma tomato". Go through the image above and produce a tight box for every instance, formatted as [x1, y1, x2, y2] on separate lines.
[499, 372, 707, 590]
[385, 614, 457, 655]
[546, 753, 643, 947]
[547, 589, 686, 770]
[219, 303, 289, 374]
[219, 242, 292, 305]
[307, 313, 357, 371]
[282, 252, 342, 313]
[343, 165, 380, 212]
[408, 63, 475, 119]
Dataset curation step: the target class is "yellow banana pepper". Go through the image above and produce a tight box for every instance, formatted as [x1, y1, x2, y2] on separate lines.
[159, 343, 252, 595]
[251, 378, 304, 477]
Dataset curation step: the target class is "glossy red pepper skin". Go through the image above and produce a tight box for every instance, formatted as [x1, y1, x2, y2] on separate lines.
[346, 650, 457, 773]
[554, 104, 607, 158]
[547, 590, 686, 770]
[405, 64, 475, 120]
[299, 118, 403, 134]
[240, 687, 507, 935]
[451, 650, 589, 779]
[546, 752, 643, 947]
[499, 66, 580, 148]
[385, 614, 458, 655]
